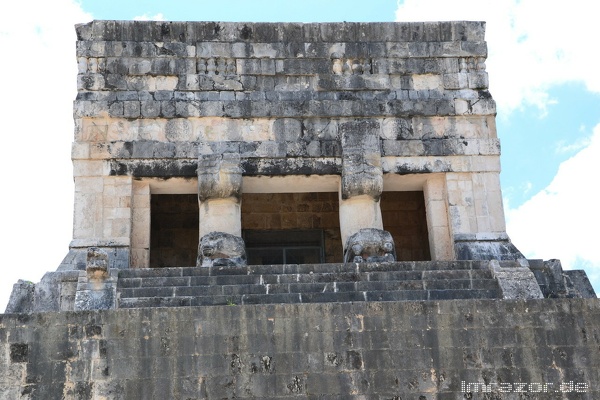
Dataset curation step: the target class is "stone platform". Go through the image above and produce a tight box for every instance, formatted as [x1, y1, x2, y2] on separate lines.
[2, 299, 600, 399]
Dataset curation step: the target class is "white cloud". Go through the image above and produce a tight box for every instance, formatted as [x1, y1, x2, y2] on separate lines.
[134, 13, 165, 21]
[506, 123, 600, 288]
[0, 1, 92, 309]
[395, 0, 600, 115]
[555, 135, 592, 154]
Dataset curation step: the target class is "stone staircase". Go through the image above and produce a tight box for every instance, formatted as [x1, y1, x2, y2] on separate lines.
[116, 261, 503, 308]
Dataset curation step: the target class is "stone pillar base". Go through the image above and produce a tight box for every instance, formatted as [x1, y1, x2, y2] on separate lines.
[199, 198, 241, 238]
[339, 195, 383, 249]
[454, 233, 524, 261]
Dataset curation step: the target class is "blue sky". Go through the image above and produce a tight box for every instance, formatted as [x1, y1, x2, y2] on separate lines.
[0, 0, 598, 308]
[83, 0, 400, 22]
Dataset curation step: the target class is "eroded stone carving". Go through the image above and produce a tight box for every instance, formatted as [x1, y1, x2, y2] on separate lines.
[197, 231, 247, 268]
[331, 54, 372, 75]
[343, 228, 396, 263]
[197, 153, 243, 202]
[86, 247, 109, 280]
[74, 247, 116, 311]
[340, 120, 383, 200]
[198, 57, 235, 75]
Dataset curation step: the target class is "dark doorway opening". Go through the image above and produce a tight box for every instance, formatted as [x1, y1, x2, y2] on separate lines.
[381, 191, 431, 261]
[150, 194, 198, 267]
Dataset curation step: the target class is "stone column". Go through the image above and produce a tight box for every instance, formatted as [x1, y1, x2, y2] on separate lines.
[423, 175, 454, 260]
[131, 181, 150, 268]
[339, 120, 395, 262]
[197, 154, 246, 267]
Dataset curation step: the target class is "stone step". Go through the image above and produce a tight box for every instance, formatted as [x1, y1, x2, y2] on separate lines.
[118, 278, 500, 299]
[117, 269, 495, 289]
[115, 261, 504, 308]
[117, 287, 501, 308]
[116, 260, 493, 280]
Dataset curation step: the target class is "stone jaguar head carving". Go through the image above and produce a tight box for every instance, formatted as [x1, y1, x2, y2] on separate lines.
[343, 228, 396, 263]
[197, 231, 247, 268]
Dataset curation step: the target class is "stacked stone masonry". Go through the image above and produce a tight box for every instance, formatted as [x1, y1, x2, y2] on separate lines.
[6, 20, 595, 313]
[3, 20, 600, 400]
[2, 299, 600, 399]
[70, 20, 516, 271]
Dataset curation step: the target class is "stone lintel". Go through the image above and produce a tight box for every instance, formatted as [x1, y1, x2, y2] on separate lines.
[110, 158, 342, 177]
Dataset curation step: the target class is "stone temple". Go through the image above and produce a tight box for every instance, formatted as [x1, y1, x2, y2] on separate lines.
[1, 20, 599, 399]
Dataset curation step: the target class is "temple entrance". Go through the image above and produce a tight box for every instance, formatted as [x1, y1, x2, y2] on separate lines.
[381, 191, 431, 261]
[241, 192, 343, 264]
[150, 194, 199, 267]
[147, 190, 429, 267]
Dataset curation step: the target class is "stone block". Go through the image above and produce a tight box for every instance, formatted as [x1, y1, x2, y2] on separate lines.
[318, 22, 356, 42]
[468, 71, 489, 89]
[160, 101, 176, 117]
[128, 59, 151, 75]
[123, 101, 140, 118]
[140, 100, 160, 118]
[272, 118, 302, 142]
[279, 59, 330, 75]
[250, 42, 281, 58]
[564, 270, 597, 298]
[4, 280, 35, 314]
[461, 41, 487, 57]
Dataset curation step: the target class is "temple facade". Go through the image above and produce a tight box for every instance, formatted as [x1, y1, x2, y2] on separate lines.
[2, 21, 598, 400]
[70, 20, 517, 270]
[6, 20, 596, 312]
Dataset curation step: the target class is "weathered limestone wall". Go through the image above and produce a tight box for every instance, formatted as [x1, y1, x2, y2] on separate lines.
[2, 299, 599, 399]
[70, 20, 511, 266]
